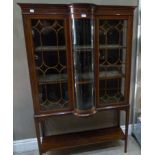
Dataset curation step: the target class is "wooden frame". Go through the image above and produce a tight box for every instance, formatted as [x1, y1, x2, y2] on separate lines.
[22, 14, 74, 115]
[18, 3, 135, 155]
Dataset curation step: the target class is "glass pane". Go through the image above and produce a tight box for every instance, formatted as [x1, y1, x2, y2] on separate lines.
[39, 83, 68, 110]
[99, 20, 127, 46]
[75, 84, 94, 110]
[99, 78, 125, 103]
[99, 19, 127, 105]
[31, 19, 69, 111]
[72, 18, 95, 111]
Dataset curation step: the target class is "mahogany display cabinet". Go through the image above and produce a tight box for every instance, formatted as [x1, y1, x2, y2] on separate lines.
[18, 3, 135, 155]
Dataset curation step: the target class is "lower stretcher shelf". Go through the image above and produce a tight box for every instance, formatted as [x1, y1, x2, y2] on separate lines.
[41, 127, 125, 153]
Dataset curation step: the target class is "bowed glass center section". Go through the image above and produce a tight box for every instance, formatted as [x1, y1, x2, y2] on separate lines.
[71, 17, 95, 115]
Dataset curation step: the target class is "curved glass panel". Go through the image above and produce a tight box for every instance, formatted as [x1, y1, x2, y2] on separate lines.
[72, 18, 95, 113]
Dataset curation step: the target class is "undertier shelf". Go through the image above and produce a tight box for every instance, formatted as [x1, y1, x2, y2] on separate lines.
[41, 127, 125, 153]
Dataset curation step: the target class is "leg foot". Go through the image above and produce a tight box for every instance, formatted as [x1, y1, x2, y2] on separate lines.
[124, 108, 129, 153]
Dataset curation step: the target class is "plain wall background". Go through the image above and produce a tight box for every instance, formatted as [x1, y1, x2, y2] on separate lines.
[13, 0, 138, 140]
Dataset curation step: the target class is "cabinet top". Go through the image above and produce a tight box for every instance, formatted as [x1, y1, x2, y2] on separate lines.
[18, 3, 136, 15]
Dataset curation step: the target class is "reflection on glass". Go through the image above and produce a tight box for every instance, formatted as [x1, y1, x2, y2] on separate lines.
[99, 20, 127, 104]
[99, 78, 125, 103]
[31, 19, 69, 111]
[39, 83, 68, 110]
[99, 20, 127, 46]
[72, 18, 95, 112]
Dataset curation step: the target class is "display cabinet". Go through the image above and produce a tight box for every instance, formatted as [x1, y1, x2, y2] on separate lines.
[18, 3, 135, 155]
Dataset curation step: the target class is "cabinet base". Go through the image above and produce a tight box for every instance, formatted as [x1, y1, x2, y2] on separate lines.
[74, 107, 96, 117]
[41, 127, 125, 153]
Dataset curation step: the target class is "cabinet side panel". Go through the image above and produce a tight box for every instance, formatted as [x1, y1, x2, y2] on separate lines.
[22, 15, 40, 114]
[125, 15, 134, 103]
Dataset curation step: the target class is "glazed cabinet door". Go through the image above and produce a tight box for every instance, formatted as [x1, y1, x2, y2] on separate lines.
[96, 17, 129, 107]
[25, 15, 73, 114]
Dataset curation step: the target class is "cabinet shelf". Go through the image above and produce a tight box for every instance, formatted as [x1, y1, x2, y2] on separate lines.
[41, 127, 124, 153]
[35, 45, 126, 52]
[76, 45, 125, 51]
[76, 80, 93, 84]
[74, 45, 93, 51]
[99, 70, 123, 79]
[38, 70, 124, 84]
[100, 64, 125, 67]
[35, 46, 66, 52]
[99, 45, 126, 49]
[38, 74, 68, 84]
[75, 70, 123, 81]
